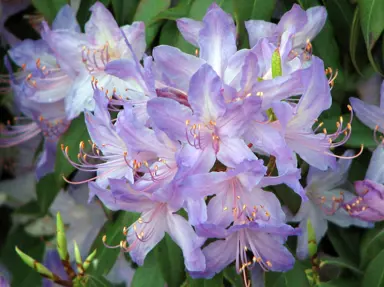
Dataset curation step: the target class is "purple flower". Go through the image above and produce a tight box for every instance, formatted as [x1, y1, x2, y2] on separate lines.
[349, 80, 384, 134]
[0, 275, 10, 287]
[289, 150, 370, 259]
[41, 2, 149, 120]
[343, 146, 384, 222]
[148, 63, 257, 170]
[245, 4, 327, 50]
[63, 89, 136, 187]
[89, 179, 206, 272]
[188, 184, 299, 279]
[0, 5, 77, 179]
[42, 250, 69, 287]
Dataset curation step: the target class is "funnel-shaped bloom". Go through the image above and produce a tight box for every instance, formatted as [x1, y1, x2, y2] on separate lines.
[245, 4, 327, 50]
[0, 5, 77, 179]
[89, 179, 206, 272]
[42, 2, 148, 120]
[290, 150, 370, 259]
[189, 184, 299, 279]
[349, 81, 384, 134]
[343, 146, 384, 222]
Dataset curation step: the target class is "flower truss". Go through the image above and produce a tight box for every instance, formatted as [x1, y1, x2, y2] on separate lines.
[2, 1, 380, 285]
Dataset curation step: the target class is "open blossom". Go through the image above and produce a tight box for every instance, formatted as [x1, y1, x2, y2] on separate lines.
[349, 80, 384, 134]
[189, 179, 300, 279]
[343, 146, 384, 222]
[0, 5, 77, 179]
[47, 1, 377, 283]
[89, 178, 206, 272]
[245, 3, 327, 50]
[289, 150, 370, 259]
[42, 2, 149, 120]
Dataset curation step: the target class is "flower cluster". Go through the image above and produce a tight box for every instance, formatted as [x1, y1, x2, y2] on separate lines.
[3, 1, 383, 284]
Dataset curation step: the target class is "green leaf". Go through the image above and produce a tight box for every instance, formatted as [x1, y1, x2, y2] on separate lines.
[251, 0, 277, 20]
[112, 0, 140, 25]
[358, 0, 384, 75]
[362, 249, 384, 287]
[272, 184, 301, 214]
[297, 0, 345, 100]
[232, 0, 276, 49]
[55, 114, 90, 186]
[223, 266, 243, 287]
[155, 234, 185, 287]
[36, 173, 59, 214]
[0, 227, 45, 287]
[159, 21, 180, 46]
[32, 0, 67, 23]
[322, 115, 376, 148]
[360, 222, 384, 269]
[88, 211, 139, 276]
[327, 224, 360, 265]
[323, 0, 354, 51]
[187, 272, 223, 287]
[133, 0, 171, 47]
[77, 0, 111, 28]
[151, 0, 194, 22]
[132, 250, 165, 287]
[350, 7, 365, 76]
[319, 278, 361, 287]
[265, 260, 310, 287]
[320, 257, 363, 276]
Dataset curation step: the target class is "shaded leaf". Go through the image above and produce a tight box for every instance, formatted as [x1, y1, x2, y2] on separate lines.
[326, 224, 360, 265]
[77, 0, 111, 28]
[0, 227, 45, 287]
[132, 250, 165, 287]
[324, 0, 354, 51]
[265, 261, 310, 287]
[223, 266, 243, 287]
[88, 211, 139, 276]
[155, 234, 185, 287]
[232, 0, 276, 49]
[159, 21, 180, 46]
[320, 257, 363, 276]
[319, 278, 361, 287]
[360, 222, 384, 269]
[32, 0, 67, 23]
[297, 0, 345, 100]
[111, 0, 140, 25]
[36, 173, 59, 214]
[188, 272, 223, 287]
[362, 249, 384, 287]
[349, 7, 365, 76]
[133, 0, 171, 46]
[358, 0, 384, 74]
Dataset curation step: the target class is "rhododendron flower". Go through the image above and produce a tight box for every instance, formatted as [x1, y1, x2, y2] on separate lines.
[42, 2, 148, 120]
[290, 150, 370, 259]
[0, 5, 77, 179]
[89, 179, 206, 272]
[343, 146, 384, 222]
[245, 3, 327, 50]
